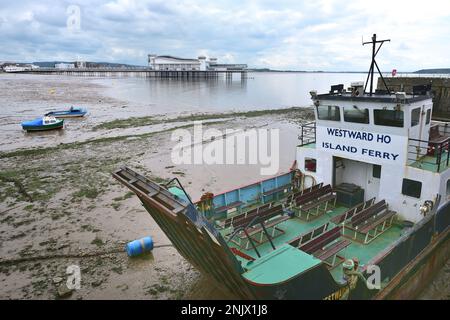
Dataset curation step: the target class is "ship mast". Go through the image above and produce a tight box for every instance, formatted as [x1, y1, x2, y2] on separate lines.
[363, 33, 391, 96]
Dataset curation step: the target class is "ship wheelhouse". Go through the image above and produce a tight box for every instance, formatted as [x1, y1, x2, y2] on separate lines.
[297, 83, 449, 223]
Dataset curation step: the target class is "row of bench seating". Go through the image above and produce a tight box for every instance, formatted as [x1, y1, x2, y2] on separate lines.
[288, 223, 329, 248]
[222, 203, 272, 229]
[330, 197, 375, 225]
[219, 182, 326, 230]
[285, 183, 323, 206]
[231, 204, 290, 249]
[214, 183, 293, 216]
[291, 184, 337, 221]
[345, 200, 396, 244]
[289, 224, 350, 268]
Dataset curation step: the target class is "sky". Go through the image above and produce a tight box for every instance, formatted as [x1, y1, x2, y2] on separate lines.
[1, 0, 450, 71]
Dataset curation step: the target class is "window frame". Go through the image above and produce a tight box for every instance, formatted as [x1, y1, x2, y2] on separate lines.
[372, 165, 381, 179]
[316, 105, 341, 122]
[411, 108, 421, 127]
[343, 107, 370, 124]
[401, 178, 422, 199]
[425, 109, 431, 125]
[374, 109, 404, 128]
[305, 158, 317, 173]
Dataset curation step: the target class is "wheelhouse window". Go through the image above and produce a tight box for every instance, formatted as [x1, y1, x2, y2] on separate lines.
[374, 109, 404, 127]
[411, 108, 420, 127]
[344, 107, 369, 124]
[401, 178, 422, 198]
[317, 106, 340, 121]
[426, 109, 431, 125]
[305, 158, 317, 172]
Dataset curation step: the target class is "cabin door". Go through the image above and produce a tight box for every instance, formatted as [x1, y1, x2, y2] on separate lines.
[365, 164, 381, 200]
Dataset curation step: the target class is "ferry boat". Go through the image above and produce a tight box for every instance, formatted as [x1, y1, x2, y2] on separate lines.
[113, 35, 449, 299]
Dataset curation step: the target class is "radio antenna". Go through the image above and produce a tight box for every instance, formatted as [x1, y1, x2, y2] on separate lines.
[363, 34, 391, 96]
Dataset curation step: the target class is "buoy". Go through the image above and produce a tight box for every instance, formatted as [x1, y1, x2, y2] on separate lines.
[126, 236, 154, 257]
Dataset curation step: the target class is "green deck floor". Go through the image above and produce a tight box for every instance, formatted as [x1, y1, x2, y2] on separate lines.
[226, 205, 406, 283]
[409, 150, 449, 173]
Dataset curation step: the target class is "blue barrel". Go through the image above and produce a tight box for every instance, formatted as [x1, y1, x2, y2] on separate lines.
[126, 236, 154, 257]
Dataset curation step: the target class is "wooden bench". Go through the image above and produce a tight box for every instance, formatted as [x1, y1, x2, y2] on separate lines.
[286, 182, 323, 205]
[214, 201, 243, 215]
[299, 226, 350, 268]
[351, 200, 387, 227]
[294, 185, 337, 220]
[330, 197, 375, 225]
[344, 200, 396, 244]
[222, 203, 271, 229]
[232, 204, 289, 249]
[288, 223, 329, 248]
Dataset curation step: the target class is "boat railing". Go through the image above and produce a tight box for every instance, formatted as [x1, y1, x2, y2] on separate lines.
[298, 121, 316, 146]
[407, 137, 450, 172]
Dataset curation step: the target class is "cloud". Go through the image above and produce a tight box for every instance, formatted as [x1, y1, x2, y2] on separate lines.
[0, 0, 449, 70]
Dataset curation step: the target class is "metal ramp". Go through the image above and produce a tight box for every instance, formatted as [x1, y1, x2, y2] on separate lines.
[112, 166, 255, 299]
[113, 166, 186, 215]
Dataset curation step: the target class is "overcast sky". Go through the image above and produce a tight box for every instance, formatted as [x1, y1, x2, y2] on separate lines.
[1, 0, 450, 71]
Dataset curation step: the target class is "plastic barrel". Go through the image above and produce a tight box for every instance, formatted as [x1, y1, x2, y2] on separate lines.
[126, 236, 154, 257]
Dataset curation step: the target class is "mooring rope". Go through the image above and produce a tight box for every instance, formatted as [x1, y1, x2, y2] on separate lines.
[0, 244, 173, 265]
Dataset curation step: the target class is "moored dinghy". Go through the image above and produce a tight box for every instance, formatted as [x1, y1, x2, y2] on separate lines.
[21, 116, 64, 131]
[45, 106, 87, 118]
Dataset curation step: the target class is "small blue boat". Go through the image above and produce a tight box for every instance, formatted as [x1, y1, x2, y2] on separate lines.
[45, 106, 87, 118]
[21, 116, 64, 131]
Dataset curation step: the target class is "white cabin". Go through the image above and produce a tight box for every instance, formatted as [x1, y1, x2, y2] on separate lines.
[297, 84, 450, 223]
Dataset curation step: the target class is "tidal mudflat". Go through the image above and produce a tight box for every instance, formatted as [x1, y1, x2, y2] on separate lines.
[0, 73, 314, 299]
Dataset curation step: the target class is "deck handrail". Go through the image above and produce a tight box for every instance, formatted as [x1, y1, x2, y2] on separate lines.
[407, 137, 449, 172]
[298, 121, 316, 146]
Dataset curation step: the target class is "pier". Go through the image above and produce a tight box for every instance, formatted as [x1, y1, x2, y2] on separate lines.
[18, 68, 248, 80]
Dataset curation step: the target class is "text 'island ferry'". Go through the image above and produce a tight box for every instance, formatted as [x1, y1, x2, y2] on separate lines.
[113, 34, 449, 300]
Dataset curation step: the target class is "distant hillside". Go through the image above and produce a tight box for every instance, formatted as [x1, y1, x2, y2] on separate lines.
[414, 68, 450, 74]
[32, 61, 146, 68]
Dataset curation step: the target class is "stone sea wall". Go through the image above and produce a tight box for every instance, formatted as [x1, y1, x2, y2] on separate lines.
[378, 77, 450, 120]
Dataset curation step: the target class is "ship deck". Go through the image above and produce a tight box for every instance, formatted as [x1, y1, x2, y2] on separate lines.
[220, 204, 406, 284]
[409, 149, 450, 173]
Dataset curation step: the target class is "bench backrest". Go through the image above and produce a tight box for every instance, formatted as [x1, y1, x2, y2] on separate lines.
[295, 184, 332, 207]
[295, 184, 329, 203]
[288, 223, 329, 248]
[299, 226, 341, 254]
[224, 203, 271, 228]
[333, 198, 373, 224]
[351, 200, 387, 227]
[288, 182, 323, 205]
[233, 204, 284, 229]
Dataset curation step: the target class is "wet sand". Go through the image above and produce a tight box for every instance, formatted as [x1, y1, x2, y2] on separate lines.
[0, 73, 311, 299]
[0, 73, 448, 300]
